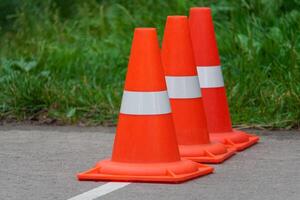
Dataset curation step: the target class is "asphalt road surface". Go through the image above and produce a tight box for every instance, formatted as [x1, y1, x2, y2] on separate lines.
[0, 124, 299, 200]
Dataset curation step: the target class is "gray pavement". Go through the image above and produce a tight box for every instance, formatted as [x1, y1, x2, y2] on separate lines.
[0, 124, 299, 200]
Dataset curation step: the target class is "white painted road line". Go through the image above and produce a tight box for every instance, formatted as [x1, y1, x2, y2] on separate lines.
[67, 182, 131, 200]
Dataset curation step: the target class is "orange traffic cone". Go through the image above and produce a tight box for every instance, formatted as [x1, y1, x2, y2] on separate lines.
[77, 28, 213, 183]
[189, 7, 259, 151]
[161, 16, 236, 163]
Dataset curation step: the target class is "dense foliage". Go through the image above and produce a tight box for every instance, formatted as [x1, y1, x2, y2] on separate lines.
[0, 0, 299, 128]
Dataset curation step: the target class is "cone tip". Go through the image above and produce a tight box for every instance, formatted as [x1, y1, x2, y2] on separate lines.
[190, 7, 211, 13]
[135, 27, 156, 32]
[133, 28, 158, 41]
[166, 16, 188, 25]
[167, 15, 187, 19]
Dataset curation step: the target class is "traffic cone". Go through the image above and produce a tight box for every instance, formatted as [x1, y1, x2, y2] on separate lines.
[77, 28, 213, 183]
[189, 7, 259, 151]
[161, 16, 236, 163]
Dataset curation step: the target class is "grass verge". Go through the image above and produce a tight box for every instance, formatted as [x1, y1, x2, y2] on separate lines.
[0, 0, 299, 128]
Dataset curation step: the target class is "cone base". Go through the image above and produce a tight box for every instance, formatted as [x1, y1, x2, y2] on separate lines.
[179, 143, 236, 163]
[210, 129, 259, 151]
[77, 159, 213, 183]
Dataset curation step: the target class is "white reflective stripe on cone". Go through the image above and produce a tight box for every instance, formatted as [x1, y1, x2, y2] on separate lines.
[120, 90, 171, 115]
[197, 66, 225, 88]
[165, 76, 201, 99]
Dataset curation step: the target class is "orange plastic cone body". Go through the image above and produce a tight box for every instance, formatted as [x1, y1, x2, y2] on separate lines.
[77, 28, 213, 183]
[161, 16, 235, 163]
[189, 8, 259, 151]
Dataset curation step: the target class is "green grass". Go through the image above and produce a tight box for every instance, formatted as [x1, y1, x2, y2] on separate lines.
[0, 0, 299, 128]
